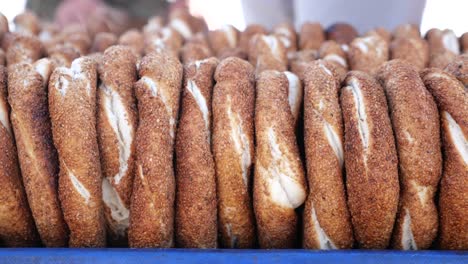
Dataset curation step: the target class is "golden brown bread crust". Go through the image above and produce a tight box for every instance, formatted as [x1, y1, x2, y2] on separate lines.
[169, 8, 200, 28]
[118, 29, 144, 57]
[288, 50, 318, 81]
[461, 32, 468, 54]
[175, 57, 219, 248]
[239, 24, 268, 54]
[390, 37, 429, 70]
[420, 69, 467, 144]
[181, 42, 212, 64]
[91, 32, 117, 53]
[429, 51, 456, 69]
[50, 25, 91, 56]
[377, 60, 442, 250]
[128, 52, 182, 248]
[318, 40, 348, 81]
[49, 57, 106, 247]
[144, 27, 183, 57]
[68, 35, 92, 56]
[97, 46, 138, 245]
[0, 13, 8, 40]
[218, 48, 247, 61]
[302, 60, 353, 249]
[0, 48, 5, 66]
[299, 22, 325, 50]
[193, 17, 208, 36]
[38, 23, 60, 45]
[208, 25, 239, 57]
[273, 23, 297, 53]
[326, 23, 358, 45]
[393, 24, 421, 40]
[142, 16, 164, 35]
[365, 27, 392, 45]
[420, 68, 468, 250]
[7, 59, 68, 247]
[340, 71, 399, 249]
[13, 11, 40, 36]
[213, 57, 256, 248]
[437, 116, 468, 250]
[420, 69, 467, 139]
[318, 40, 347, 64]
[426, 29, 460, 69]
[86, 52, 103, 66]
[444, 54, 468, 87]
[168, 8, 198, 40]
[185, 32, 210, 47]
[426, 29, 460, 55]
[249, 34, 287, 76]
[1, 32, 17, 52]
[0, 65, 39, 247]
[47, 44, 81, 68]
[6, 34, 43, 66]
[348, 35, 389, 75]
[254, 70, 307, 248]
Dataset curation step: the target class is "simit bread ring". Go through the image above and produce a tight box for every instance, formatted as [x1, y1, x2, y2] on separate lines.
[239, 24, 268, 54]
[128, 52, 182, 248]
[326, 23, 358, 45]
[378, 60, 442, 250]
[393, 24, 421, 40]
[302, 60, 353, 249]
[181, 42, 212, 64]
[212, 57, 256, 248]
[444, 54, 468, 88]
[144, 27, 183, 57]
[340, 71, 399, 249]
[118, 29, 145, 57]
[318, 40, 348, 81]
[0, 65, 39, 247]
[254, 70, 307, 248]
[8, 58, 68, 247]
[273, 23, 298, 54]
[426, 29, 460, 69]
[13, 11, 40, 36]
[208, 25, 240, 58]
[97, 46, 138, 245]
[390, 37, 429, 70]
[91, 32, 117, 53]
[6, 34, 43, 67]
[248, 34, 287, 76]
[49, 57, 106, 247]
[175, 57, 219, 248]
[299, 22, 325, 51]
[288, 49, 317, 81]
[460, 32, 468, 54]
[421, 68, 468, 250]
[348, 35, 389, 75]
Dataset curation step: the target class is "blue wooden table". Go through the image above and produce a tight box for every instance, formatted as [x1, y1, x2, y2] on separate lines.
[0, 249, 466, 264]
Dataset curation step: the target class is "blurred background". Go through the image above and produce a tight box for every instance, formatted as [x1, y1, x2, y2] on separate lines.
[1, 0, 467, 35]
